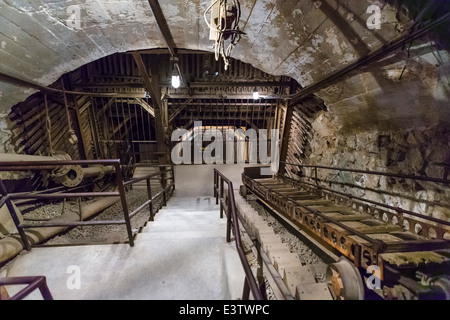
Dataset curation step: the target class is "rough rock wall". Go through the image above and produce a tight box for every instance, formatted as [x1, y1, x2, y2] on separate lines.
[0, 114, 12, 153]
[302, 110, 450, 221]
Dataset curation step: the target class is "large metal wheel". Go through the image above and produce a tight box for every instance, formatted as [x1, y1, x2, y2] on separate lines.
[430, 275, 450, 300]
[326, 257, 365, 300]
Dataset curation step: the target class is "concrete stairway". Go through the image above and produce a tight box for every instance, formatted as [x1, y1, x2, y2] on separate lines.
[134, 195, 246, 300]
[3, 194, 245, 300]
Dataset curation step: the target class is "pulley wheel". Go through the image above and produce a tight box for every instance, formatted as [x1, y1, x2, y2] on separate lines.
[326, 257, 365, 300]
[53, 165, 84, 187]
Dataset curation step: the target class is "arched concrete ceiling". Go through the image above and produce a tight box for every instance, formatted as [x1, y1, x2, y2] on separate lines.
[0, 0, 449, 131]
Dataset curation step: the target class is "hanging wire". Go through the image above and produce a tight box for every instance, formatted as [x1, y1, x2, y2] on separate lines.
[204, 0, 245, 70]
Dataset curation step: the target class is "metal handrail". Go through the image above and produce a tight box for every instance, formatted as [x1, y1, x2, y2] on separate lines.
[280, 161, 450, 185]
[0, 159, 175, 250]
[213, 169, 264, 300]
[0, 276, 53, 300]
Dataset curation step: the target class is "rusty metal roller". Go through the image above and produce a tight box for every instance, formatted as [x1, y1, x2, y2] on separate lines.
[0, 152, 113, 187]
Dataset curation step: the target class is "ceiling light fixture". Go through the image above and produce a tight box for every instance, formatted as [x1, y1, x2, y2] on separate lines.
[170, 56, 181, 89]
[172, 67, 180, 89]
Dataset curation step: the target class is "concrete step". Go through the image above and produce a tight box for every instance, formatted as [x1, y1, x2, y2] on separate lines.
[166, 199, 217, 206]
[156, 209, 220, 216]
[156, 208, 220, 214]
[142, 221, 223, 233]
[137, 230, 224, 240]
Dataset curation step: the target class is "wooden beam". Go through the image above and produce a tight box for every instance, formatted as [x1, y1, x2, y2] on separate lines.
[135, 98, 155, 117]
[278, 101, 294, 175]
[245, 119, 259, 133]
[168, 98, 193, 123]
[131, 52, 161, 111]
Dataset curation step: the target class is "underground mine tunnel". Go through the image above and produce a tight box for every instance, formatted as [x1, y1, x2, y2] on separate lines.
[0, 0, 449, 302]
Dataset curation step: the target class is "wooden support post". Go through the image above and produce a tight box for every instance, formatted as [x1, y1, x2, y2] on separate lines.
[278, 101, 294, 176]
[63, 76, 89, 160]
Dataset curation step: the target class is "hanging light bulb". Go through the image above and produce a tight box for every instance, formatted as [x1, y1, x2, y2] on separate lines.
[172, 66, 180, 89]
[253, 87, 259, 100]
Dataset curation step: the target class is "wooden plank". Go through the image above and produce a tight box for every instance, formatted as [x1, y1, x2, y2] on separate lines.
[291, 195, 322, 200]
[320, 213, 374, 222]
[380, 251, 450, 267]
[296, 200, 334, 206]
[307, 205, 355, 215]
[352, 224, 404, 234]
[349, 233, 405, 245]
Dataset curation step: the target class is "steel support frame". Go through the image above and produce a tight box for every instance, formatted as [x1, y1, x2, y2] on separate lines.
[213, 169, 264, 300]
[0, 159, 176, 249]
[0, 276, 53, 300]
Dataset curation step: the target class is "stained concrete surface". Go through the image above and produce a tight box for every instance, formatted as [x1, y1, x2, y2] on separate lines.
[2, 195, 246, 300]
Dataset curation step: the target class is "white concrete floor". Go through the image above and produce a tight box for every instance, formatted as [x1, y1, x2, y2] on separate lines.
[3, 194, 246, 300]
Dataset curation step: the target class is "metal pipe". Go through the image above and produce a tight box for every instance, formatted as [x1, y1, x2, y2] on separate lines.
[0, 196, 120, 264]
[0, 153, 116, 187]
[0, 152, 70, 163]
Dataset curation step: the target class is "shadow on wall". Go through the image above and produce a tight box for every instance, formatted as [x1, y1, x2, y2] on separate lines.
[173, 164, 262, 197]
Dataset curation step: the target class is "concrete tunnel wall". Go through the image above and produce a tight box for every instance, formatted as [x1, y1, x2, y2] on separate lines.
[0, 0, 449, 129]
[0, 1, 449, 220]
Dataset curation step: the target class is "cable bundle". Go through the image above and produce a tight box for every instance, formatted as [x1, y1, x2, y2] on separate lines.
[204, 0, 245, 70]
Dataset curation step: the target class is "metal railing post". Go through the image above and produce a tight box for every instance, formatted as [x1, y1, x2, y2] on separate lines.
[115, 163, 135, 247]
[146, 178, 154, 221]
[213, 170, 217, 198]
[214, 169, 264, 300]
[226, 191, 232, 243]
[242, 277, 251, 300]
[0, 179, 31, 251]
[219, 177, 224, 218]
[37, 278, 54, 300]
[161, 171, 167, 207]
[171, 165, 175, 191]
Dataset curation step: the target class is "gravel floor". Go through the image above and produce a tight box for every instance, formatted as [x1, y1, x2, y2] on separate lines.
[45, 187, 168, 245]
